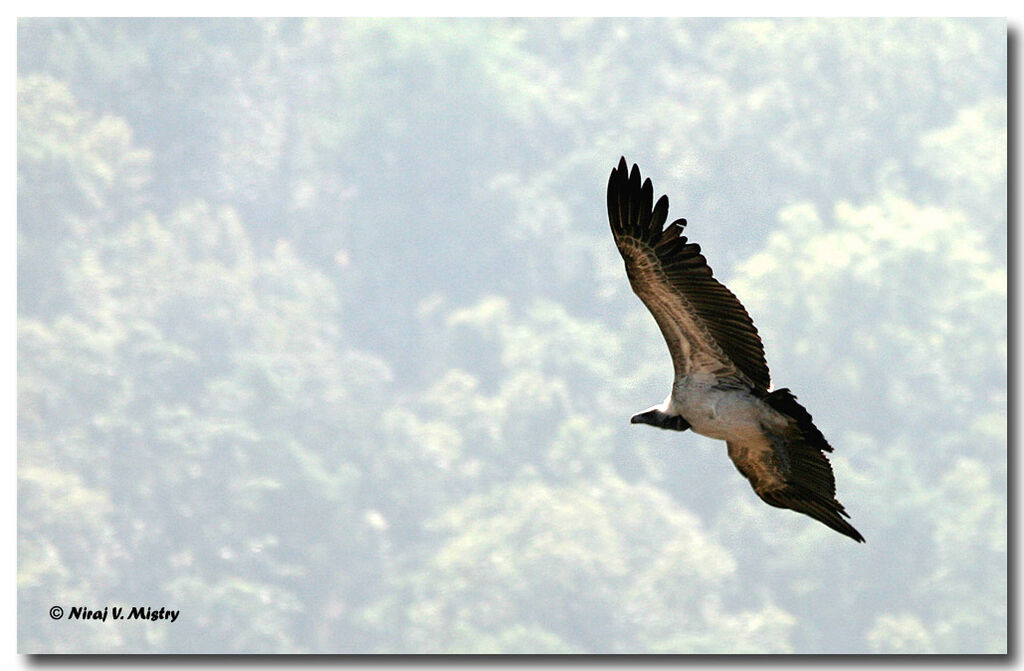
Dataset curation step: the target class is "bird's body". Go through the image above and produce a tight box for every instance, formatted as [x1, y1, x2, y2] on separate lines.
[608, 157, 863, 542]
[667, 379, 779, 443]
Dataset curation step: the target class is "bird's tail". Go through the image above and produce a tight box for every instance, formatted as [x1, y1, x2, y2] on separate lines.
[763, 387, 833, 453]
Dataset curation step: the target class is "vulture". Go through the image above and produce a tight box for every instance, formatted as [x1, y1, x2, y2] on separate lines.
[608, 157, 863, 543]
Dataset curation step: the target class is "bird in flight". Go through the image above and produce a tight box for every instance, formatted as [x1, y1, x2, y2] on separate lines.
[608, 158, 863, 542]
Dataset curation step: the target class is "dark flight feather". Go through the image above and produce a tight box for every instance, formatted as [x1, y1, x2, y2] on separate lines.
[607, 157, 771, 390]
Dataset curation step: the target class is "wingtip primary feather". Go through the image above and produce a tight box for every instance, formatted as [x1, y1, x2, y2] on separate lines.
[761, 487, 866, 543]
[639, 178, 654, 230]
[651, 194, 669, 231]
[628, 164, 642, 232]
[608, 159, 671, 244]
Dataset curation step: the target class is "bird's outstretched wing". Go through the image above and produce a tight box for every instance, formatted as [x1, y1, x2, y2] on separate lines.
[607, 157, 770, 390]
[727, 388, 864, 542]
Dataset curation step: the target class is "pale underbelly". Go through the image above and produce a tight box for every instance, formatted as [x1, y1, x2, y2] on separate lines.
[669, 386, 775, 443]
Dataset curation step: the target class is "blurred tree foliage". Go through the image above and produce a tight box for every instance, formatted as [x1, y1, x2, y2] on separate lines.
[18, 18, 1005, 653]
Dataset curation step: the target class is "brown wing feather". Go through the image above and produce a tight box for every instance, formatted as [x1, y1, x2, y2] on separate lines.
[727, 389, 864, 542]
[607, 158, 770, 390]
